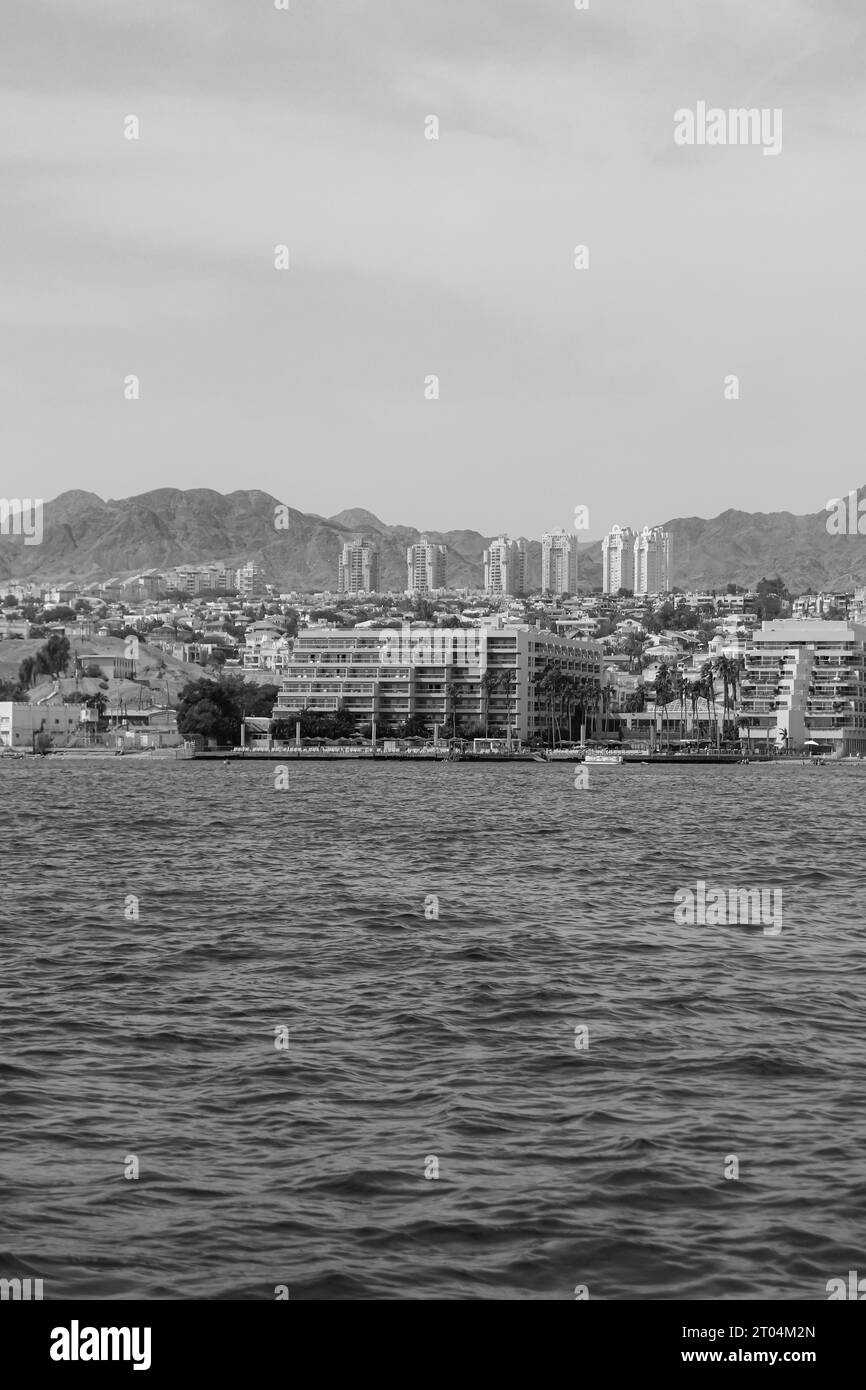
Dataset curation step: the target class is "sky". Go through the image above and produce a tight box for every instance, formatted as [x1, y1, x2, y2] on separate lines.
[2, 0, 865, 540]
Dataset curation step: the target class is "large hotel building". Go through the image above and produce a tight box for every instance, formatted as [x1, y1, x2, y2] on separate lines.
[272, 624, 602, 741]
[738, 619, 866, 757]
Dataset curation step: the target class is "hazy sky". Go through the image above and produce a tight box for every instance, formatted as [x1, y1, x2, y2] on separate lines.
[2, 0, 865, 539]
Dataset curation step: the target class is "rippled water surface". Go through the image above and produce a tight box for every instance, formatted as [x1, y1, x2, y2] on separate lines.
[2, 759, 865, 1299]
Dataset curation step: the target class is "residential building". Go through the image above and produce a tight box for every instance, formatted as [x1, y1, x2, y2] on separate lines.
[165, 565, 238, 596]
[483, 537, 526, 598]
[406, 537, 447, 595]
[242, 624, 293, 674]
[541, 529, 577, 596]
[237, 562, 262, 596]
[633, 526, 672, 595]
[738, 619, 866, 756]
[602, 525, 637, 594]
[338, 538, 380, 595]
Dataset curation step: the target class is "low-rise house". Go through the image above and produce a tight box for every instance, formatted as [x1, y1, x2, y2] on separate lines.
[77, 651, 137, 680]
[0, 702, 81, 749]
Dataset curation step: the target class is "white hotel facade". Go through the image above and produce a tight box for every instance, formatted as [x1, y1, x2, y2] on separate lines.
[272, 624, 602, 741]
[738, 619, 866, 756]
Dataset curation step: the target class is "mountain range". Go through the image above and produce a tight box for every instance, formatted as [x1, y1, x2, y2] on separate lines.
[1, 488, 864, 595]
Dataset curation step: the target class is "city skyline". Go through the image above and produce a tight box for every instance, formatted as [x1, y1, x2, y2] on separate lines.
[3, 2, 866, 536]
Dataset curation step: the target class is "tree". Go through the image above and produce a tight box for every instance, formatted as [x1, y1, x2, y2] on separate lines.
[84, 692, 108, 722]
[241, 682, 280, 718]
[500, 668, 517, 741]
[480, 669, 499, 737]
[446, 680, 459, 739]
[654, 661, 674, 750]
[396, 712, 428, 739]
[176, 677, 243, 746]
[687, 679, 701, 740]
[700, 660, 718, 741]
[35, 633, 71, 679]
[676, 672, 689, 742]
[623, 633, 645, 673]
[18, 656, 38, 689]
[535, 662, 556, 747]
[548, 669, 566, 747]
[561, 673, 580, 743]
[413, 597, 436, 623]
[713, 654, 742, 741]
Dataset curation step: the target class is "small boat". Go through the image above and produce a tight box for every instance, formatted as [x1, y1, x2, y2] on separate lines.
[584, 751, 624, 765]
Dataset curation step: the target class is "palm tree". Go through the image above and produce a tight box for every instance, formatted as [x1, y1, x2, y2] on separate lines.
[713, 655, 737, 742]
[500, 667, 517, 744]
[676, 673, 689, 743]
[480, 669, 498, 737]
[549, 669, 569, 747]
[446, 680, 459, 740]
[571, 675, 590, 745]
[562, 673, 583, 743]
[700, 660, 718, 744]
[654, 661, 673, 750]
[599, 682, 612, 740]
[728, 654, 745, 731]
[584, 678, 602, 742]
[560, 670, 582, 744]
[535, 662, 555, 748]
[687, 679, 701, 741]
